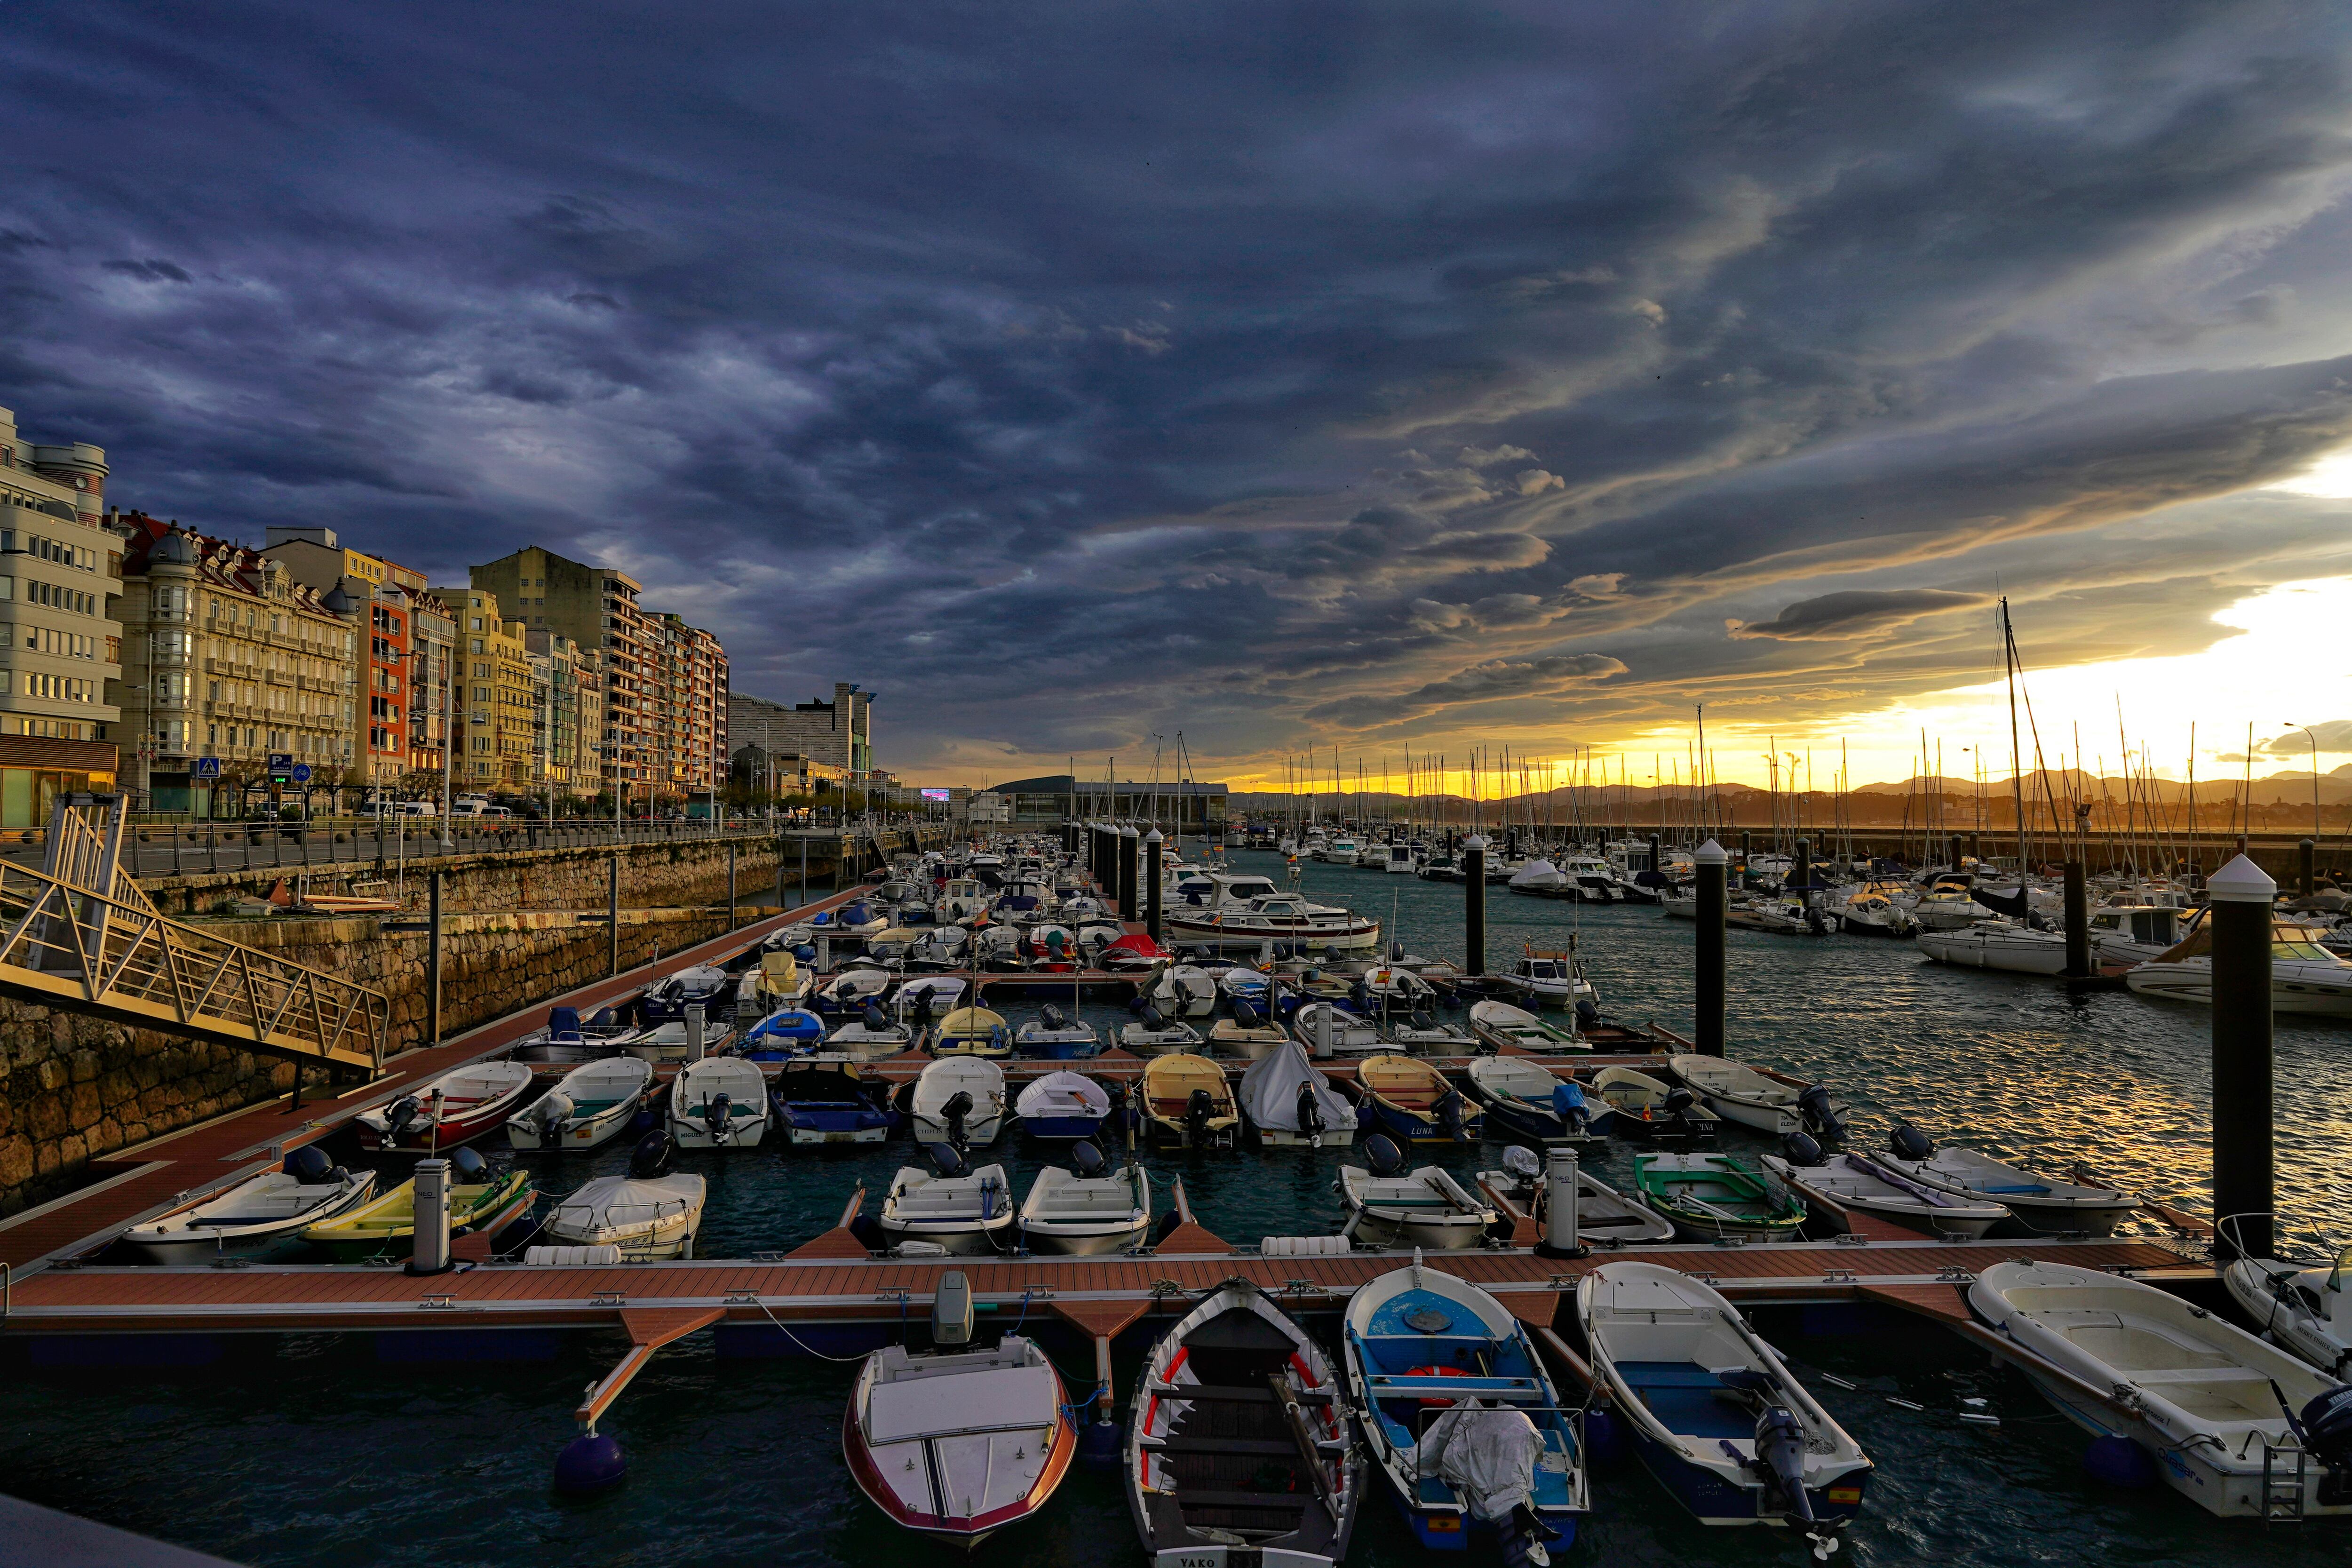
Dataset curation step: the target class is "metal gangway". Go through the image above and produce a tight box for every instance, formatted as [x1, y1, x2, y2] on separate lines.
[0, 795, 386, 1072]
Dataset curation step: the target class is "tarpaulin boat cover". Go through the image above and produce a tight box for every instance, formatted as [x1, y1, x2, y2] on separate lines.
[1238, 1040, 1356, 1133]
[1015, 1070, 1110, 1120]
[1417, 1399, 1543, 1522]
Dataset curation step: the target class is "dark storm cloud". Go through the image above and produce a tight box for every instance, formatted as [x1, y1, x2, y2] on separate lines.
[0, 1, 2348, 774]
[1729, 589, 1993, 641]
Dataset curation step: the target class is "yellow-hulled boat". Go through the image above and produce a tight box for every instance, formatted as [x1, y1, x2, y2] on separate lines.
[302, 1166, 536, 1262]
[1355, 1053, 1480, 1145]
[928, 1005, 1012, 1058]
[1137, 1053, 1239, 1149]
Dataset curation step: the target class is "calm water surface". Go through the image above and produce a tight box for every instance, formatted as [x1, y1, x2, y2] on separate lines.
[5, 847, 2348, 1568]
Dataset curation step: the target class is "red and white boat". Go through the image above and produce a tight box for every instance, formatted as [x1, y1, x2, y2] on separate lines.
[843, 1276, 1076, 1548]
[356, 1061, 537, 1152]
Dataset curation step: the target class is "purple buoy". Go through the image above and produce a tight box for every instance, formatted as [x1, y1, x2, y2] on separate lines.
[555, 1432, 627, 1493]
[2082, 1435, 2157, 1489]
[1078, 1417, 1120, 1470]
[1581, 1406, 1625, 1465]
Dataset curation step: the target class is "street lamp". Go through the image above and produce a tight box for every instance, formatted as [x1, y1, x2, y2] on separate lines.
[2287, 723, 2321, 840]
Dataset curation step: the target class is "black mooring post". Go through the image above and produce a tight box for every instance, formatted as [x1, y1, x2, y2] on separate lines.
[1969, 832, 1981, 867]
[1793, 838, 1810, 907]
[1739, 830, 1752, 889]
[2300, 837, 2316, 900]
[1948, 833, 1962, 870]
[1646, 832, 1660, 874]
[1463, 833, 1487, 976]
[2209, 853, 2276, 1260]
[2063, 860, 2090, 979]
[428, 869, 445, 1044]
[1119, 825, 1139, 922]
[1144, 828, 1164, 945]
[1696, 838, 1726, 1055]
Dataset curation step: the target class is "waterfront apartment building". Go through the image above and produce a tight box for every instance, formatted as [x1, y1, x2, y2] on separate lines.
[647, 612, 727, 796]
[526, 629, 602, 794]
[0, 407, 123, 817]
[437, 587, 536, 790]
[114, 513, 358, 814]
[390, 563, 455, 789]
[728, 685, 872, 777]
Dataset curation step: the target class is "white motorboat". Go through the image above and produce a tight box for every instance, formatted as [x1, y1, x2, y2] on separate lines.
[1145, 964, 1219, 1018]
[879, 1147, 1017, 1255]
[2125, 916, 2352, 1016]
[890, 973, 968, 1016]
[1476, 1146, 1675, 1243]
[1910, 877, 1987, 931]
[1381, 1013, 1481, 1054]
[1587, 1066, 1720, 1143]
[1338, 1145, 1497, 1249]
[667, 1057, 771, 1148]
[845, 1281, 1075, 1547]
[1762, 1141, 2006, 1239]
[1579, 1261, 1870, 1549]
[1017, 1145, 1152, 1255]
[1668, 1054, 1847, 1139]
[1014, 1005, 1102, 1059]
[1207, 1013, 1290, 1061]
[1118, 1011, 1204, 1055]
[1879, 1125, 2139, 1234]
[1238, 1038, 1357, 1147]
[1462, 1055, 1607, 1148]
[1014, 1070, 1113, 1140]
[619, 1019, 737, 1064]
[118, 1147, 376, 1263]
[1915, 919, 2070, 975]
[1834, 883, 1915, 937]
[541, 1131, 707, 1259]
[2222, 1242, 2352, 1380]
[356, 1060, 538, 1152]
[1290, 1000, 1384, 1057]
[815, 967, 896, 1013]
[1164, 872, 1381, 953]
[507, 1003, 647, 1064]
[2086, 903, 2186, 965]
[1972, 1259, 2352, 1518]
[907, 1055, 1007, 1146]
[1508, 949, 1595, 1008]
[506, 1056, 653, 1151]
[1467, 999, 1584, 1053]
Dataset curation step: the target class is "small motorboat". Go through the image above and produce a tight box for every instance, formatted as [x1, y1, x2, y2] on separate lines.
[1588, 1066, 1718, 1144]
[737, 1006, 829, 1060]
[1136, 1053, 1240, 1149]
[1476, 1145, 1675, 1244]
[1879, 1123, 2140, 1235]
[1915, 919, 2070, 975]
[1668, 1055, 1848, 1140]
[1206, 999, 1289, 1061]
[906, 1056, 1008, 1147]
[1579, 1260, 1869, 1551]
[826, 1003, 917, 1061]
[2222, 1240, 2352, 1380]
[890, 974, 968, 1019]
[1972, 1259, 2352, 1518]
[1289, 1000, 1384, 1057]
[1145, 963, 1220, 1018]
[1014, 1070, 1113, 1141]
[1632, 1151, 1808, 1242]
[1128, 1278, 1364, 1567]
[1344, 1256, 1587, 1559]
[506, 1056, 653, 1151]
[640, 963, 737, 1024]
[1216, 964, 1273, 1010]
[1338, 1138, 1498, 1249]
[930, 1005, 1013, 1059]
[814, 966, 895, 1015]
[302, 1148, 534, 1262]
[618, 1019, 737, 1064]
[1467, 999, 1585, 1053]
[1354, 1053, 1480, 1145]
[507, 1003, 644, 1064]
[1238, 1038, 1358, 1148]
[1117, 1005, 1202, 1057]
[845, 1274, 1076, 1546]
[1018, 1142, 1152, 1255]
[1762, 1134, 2006, 1239]
[356, 1061, 537, 1152]
[668, 1056, 772, 1149]
[1462, 1056, 1607, 1151]
[830, 899, 888, 940]
[1508, 947, 1597, 1012]
[1381, 1010, 1482, 1054]
[771, 1059, 896, 1146]
[541, 1130, 706, 1259]
[878, 1144, 1016, 1255]
[120, 1146, 377, 1264]
[1014, 1004, 1102, 1059]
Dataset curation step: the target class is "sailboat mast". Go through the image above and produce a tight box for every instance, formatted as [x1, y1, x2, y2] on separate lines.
[2002, 597, 2029, 871]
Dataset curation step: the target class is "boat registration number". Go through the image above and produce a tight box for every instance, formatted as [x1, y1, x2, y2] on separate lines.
[823, 1132, 855, 1143]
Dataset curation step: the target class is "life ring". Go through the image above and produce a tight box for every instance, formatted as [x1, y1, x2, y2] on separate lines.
[1406, 1365, 1469, 1409]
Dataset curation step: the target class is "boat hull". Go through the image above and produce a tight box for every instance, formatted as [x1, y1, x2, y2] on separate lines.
[120, 1174, 380, 1264]
[876, 1215, 1014, 1255]
[506, 1093, 643, 1151]
[842, 1370, 1076, 1547]
[667, 1110, 771, 1148]
[1019, 1114, 1108, 1141]
[1624, 1420, 1870, 1528]
[1020, 1218, 1148, 1255]
[1344, 1208, 1488, 1250]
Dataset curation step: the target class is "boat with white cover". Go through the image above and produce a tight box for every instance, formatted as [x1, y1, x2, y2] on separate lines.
[540, 1130, 706, 1259]
[1338, 1141, 1497, 1249]
[1878, 1124, 2138, 1234]
[1017, 1143, 1151, 1254]
[1915, 918, 2070, 975]
[119, 1147, 376, 1263]
[1127, 1278, 1363, 1568]
[1762, 1136, 2006, 1239]
[1971, 1259, 2352, 1518]
[844, 1275, 1075, 1546]
[907, 1056, 1008, 1147]
[1578, 1260, 1869, 1550]
[1668, 1054, 1847, 1139]
[505, 1056, 652, 1151]
[1238, 1038, 1357, 1147]
[667, 1057, 771, 1148]
[879, 1146, 1016, 1254]
[1013, 1069, 1112, 1140]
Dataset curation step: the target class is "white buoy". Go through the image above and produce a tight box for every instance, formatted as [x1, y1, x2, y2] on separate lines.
[686, 1003, 707, 1062]
[1544, 1147, 1580, 1254]
[410, 1157, 453, 1275]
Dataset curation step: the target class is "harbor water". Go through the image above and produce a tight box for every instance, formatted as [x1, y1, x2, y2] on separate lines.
[4, 847, 2347, 1567]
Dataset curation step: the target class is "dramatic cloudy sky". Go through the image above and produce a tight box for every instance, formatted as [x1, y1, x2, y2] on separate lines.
[6, 1, 2352, 787]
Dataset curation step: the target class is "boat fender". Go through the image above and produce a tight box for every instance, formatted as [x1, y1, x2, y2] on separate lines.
[1889, 1122, 1935, 1162]
[1070, 1140, 1107, 1178]
[283, 1145, 334, 1183]
[628, 1130, 676, 1180]
[1581, 1404, 1625, 1465]
[925, 1142, 970, 1179]
[1781, 1131, 1825, 1167]
[2082, 1434, 2158, 1489]
[1365, 1134, 1404, 1178]
[1405, 1365, 1469, 1409]
[1796, 1085, 1847, 1144]
[448, 1146, 488, 1183]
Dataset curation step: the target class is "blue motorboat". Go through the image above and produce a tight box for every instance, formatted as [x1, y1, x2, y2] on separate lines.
[770, 1061, 897, 1146]
[1013, 1069, 1114, 1140]
[738, 1007, 829, 1061]
[1342, 1257, 1586, 1557]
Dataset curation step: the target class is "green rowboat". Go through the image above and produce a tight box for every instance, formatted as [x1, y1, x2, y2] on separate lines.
[1631, 1152, 1807, 1242]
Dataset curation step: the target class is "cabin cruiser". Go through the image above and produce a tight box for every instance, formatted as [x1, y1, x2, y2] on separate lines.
[1508, 949, 1598, 1012]
[1915, 918, 2069, 975]
[1834, 883, 1915, 937]
[1164, 872, 1380, 953]
[2126, 915, 2352, 1016]
[2084, 902, 2187, 965]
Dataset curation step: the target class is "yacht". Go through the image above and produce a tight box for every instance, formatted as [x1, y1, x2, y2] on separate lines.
[1164, 871, 1380, 953]
[2125, 915, 2352, 1016]
[2086, 902, 2186, 966]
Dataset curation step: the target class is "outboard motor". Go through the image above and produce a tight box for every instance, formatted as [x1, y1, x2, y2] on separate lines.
[1070, 1139, 1107, 1178]
[1551, 1080, 1590, 1134]
[1040, 1003, 1070, 1033]
[940, 1090, 974, 1151]
[1750, 1404, 1820, 1529]
[907, 989, 937, 1027]
[925, 1141, 970, 1179]
[1408, 1006, 1437, 1033]
[283, 1145, 334, 1184]
[1501, 1142, 1542, 1189]
[702, 1092, 733, 1143]
[1663, 1087, 1699, 1141]
[1231, 999, 1263, 1029]
[2298, 1385, 2352, 1505]
[1436, 1090, 1470, 1143]
[1139, 1004, 1167, 1032]
[1294, 1080, 1325, 1139]
[448, 1146, 488, 1184]
[1184, 1088, 1215, 1146]
[1364, 1133, 1404, 1178]
[628, 1129, 676, 1179]
[1889, 1122, 1935, 1162]
[382, 1094, 423, 1141]
[1389, 939, 1406, 963]
[1782, 1130, 1825, 1167]
[860, 1002, 892, 1035]
[1796, 1084, 1847, 1144]
[1574, 996, 1599, 1030]
[535, 1091, 575, 1135]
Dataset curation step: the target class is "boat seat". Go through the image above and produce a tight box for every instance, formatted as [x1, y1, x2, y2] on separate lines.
[1144, 1435, 1302, 1457]
[1168, 1489, 1311, 1512]
[1613, 1361, 1756, 1440]
[2121, 1367, 2274, 1385]
[1148, 1381, 1333, 1406]
[1366, 1374, 1543, 1402]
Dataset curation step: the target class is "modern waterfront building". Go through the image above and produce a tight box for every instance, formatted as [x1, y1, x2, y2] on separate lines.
[729, 685, 872, 778]
[526, 628, 603, 795]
